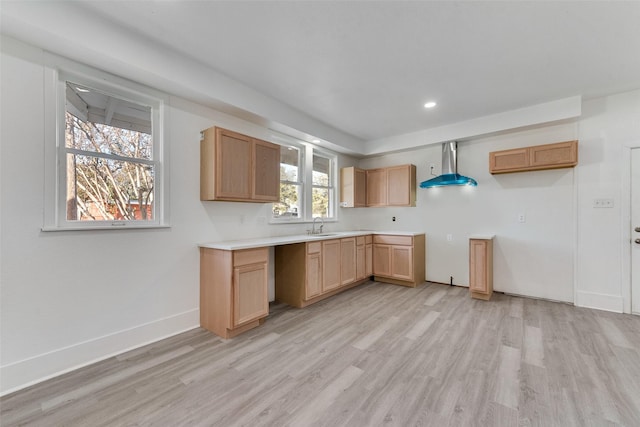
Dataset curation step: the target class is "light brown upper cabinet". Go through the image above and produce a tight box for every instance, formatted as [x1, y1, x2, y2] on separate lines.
[387, 165, 416, 206]
[355, 164, 416, 208]
[201, 127, 280, 202]
[489, 140, 578, 174]
[366, 168, 388, 207]
[340, 166, 367, 207]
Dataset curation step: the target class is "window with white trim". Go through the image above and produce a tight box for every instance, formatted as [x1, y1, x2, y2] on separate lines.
[272, 136, 336, 222]
[311, 153, 334, 218]
[273, 144, 304, 219]
[43, 62, 167, 230]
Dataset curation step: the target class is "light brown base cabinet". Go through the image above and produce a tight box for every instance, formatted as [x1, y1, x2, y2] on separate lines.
[373, 234, 426, 287]
[275, 237, 371, 308]
[469, 237, 494, 300]
[200, 247, 269, 338]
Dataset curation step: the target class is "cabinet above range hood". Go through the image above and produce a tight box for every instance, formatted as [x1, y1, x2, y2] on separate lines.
[419, 142, 477, 188]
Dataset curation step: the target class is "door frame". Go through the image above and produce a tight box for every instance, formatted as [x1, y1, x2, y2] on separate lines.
[622, 143, 640, 314]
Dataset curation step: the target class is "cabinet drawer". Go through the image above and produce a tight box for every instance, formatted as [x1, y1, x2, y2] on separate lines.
[373, 235, 413, 246]
[307, 241, 322, 254]
[356, 236, 366, 246]
[234, 248, 268, 266]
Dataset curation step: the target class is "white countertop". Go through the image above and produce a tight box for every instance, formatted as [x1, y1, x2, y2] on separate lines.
[469, 234, 496, 240]
[199, 230, 425, 250]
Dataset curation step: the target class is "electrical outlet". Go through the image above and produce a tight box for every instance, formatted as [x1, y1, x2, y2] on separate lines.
[446, 234, 453, 241]
[518, 213, 526, 223]
[593, 198, 614, 208]
[392, 216, 396, 222]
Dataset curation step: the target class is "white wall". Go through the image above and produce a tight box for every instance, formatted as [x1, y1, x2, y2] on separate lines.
[343, 89, 640, 314]
[2, 32, 639, 395]
[343, 123, 578, 303]
[576, 90, 640, 312]
[0, 37, 358, 395]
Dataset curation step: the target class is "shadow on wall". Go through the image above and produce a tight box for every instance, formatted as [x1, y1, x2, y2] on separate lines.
[491, 168, 573, 190]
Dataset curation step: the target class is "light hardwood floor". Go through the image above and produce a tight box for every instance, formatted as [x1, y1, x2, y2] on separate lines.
[2, 281, 640, 426]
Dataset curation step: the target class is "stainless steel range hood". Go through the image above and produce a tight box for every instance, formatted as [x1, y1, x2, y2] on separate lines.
[419, 142, 477, 188]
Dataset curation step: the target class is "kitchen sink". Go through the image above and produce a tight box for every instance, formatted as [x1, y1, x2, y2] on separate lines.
[308, 233, 339, 238]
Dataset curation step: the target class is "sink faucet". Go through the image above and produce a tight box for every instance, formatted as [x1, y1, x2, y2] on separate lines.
[311, 217, 324, 234]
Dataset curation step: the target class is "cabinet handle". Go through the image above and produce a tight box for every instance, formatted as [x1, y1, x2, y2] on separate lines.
[636, 239, 640, 244]
[635, 227, 640, 233]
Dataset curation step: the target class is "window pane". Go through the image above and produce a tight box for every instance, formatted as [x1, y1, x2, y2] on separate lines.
[312, 154, 330, 186]
[312, 187, 331, 218]
[273, 183, 301, 218]
[280, 146, 299, 182]
[66, 154, 154, 221]
[65, 82, 152, 160]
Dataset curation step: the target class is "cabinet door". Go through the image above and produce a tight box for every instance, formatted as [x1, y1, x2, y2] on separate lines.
[391, 245, 413, 281]
[469, 240, 488, 293]
[215, 128, 252, 200]
[341, 238, 357, 285]
[322, 240, 342, 292]
[306, 252, 322, 300]
[489, 147, 529, 174]
[366, 169, 387, 206]
[373, 244, 391, 276]
[365, 243, 373, 277]
[387, 165, 415, 206]
[529, 141, 577, 169]
[253, 139, 280, 201]
[233, 262, 268, 327]
[340, 167, 367, 208]
[354, 168, 367, 207]
[356, 243, 366, 280]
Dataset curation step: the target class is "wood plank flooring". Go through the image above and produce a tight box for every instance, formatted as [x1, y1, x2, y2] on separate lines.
[2, 281, 640, 426]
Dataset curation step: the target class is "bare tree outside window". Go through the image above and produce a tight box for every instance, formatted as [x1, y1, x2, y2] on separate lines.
[64, 82, 155, 222]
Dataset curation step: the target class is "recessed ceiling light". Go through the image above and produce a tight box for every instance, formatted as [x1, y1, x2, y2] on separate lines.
[312, 139, 320, 143]
[424, 101, 437, 109]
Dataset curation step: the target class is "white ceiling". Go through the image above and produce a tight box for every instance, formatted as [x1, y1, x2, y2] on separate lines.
[2, 1, 640, 152]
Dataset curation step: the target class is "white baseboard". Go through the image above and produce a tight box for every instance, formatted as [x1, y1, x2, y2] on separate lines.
[575, 291, 624, 313]
[0, 309, 199, 396]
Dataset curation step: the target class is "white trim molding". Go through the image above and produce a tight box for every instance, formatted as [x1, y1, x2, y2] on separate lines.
[575, 291, 624, 313]
[0, 309, 199, 396]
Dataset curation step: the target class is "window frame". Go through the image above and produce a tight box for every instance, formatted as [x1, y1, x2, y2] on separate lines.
[42, 55, 169, 231]
[270, 133, 337, 224]
[311, 150, 337, 220]
[273, 140, 305, 221]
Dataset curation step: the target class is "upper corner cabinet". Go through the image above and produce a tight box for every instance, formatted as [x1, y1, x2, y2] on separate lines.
[200, 126, 280, 202]
[340, 166, 367, 208]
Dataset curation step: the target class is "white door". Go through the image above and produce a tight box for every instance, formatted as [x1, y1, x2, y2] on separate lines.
[632, 148, 640, 314]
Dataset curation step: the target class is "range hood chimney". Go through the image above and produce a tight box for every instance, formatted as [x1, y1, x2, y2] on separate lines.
[419, 142, 477, 188]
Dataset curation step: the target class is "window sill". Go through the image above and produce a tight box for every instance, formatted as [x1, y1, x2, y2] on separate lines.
[269, 218, 338, 225]
[41, 224, 171, 232]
